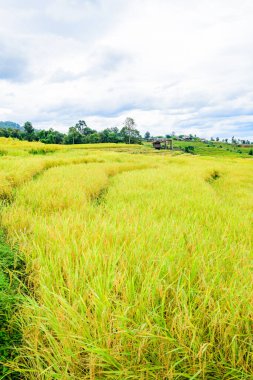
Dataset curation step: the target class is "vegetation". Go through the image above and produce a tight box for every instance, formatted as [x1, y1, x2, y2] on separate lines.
[171, 140, 252, 157]
[1, 120, 252, 156]
[183, 145, 195, 154]
[0, 138, 252, 379]
[0, 231, 23, 378]
[0, 118, 142, 145]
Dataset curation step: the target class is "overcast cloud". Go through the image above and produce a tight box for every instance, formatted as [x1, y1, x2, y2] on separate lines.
[0, 0, 253, 139]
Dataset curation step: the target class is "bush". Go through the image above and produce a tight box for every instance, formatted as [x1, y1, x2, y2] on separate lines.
[0, 231, 23, 377]
[249, 149, 253, 156]
[184, 146, 195, 154]
[29, 148, 55, 155]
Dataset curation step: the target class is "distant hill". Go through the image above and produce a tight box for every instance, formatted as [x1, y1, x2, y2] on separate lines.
[0, 121, 22, 130]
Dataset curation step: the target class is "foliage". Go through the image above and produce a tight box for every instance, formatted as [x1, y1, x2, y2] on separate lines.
[75, 120, 96, 136]
[36, 128, 65, 144]
[121, 117, 136, 144]
[0, 119, 143, 146]
[64, 120, 142, 145]
[120, 118, 142, 144]
[28, 148, 55, 155]
[184, 145, 195, 154]
[171, 140, 252, 157]
[1, 121, 252, 150]
[0, 231, 23, 378]
[144, 131, 151, 140]
[23, 121, 34, 135]
[100, 127, 123, 143]
[119, 118, 141, 144]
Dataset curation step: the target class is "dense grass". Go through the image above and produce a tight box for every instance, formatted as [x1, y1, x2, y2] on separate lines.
[0, 139, 252, 378]
[0, 230, 23, 378]
[172, 140, 252, 156]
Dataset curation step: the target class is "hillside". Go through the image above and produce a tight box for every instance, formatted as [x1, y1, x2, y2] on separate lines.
[172, 139, 253, 157]
[0, 121, 22, 130]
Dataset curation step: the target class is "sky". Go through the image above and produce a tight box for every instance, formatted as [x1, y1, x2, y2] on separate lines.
[0, 0, 253, 139]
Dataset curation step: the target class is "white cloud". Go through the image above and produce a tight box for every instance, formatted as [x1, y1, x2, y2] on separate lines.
[0, 0, 253, 139]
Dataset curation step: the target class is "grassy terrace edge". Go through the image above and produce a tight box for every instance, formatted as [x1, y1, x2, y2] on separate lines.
[0, 229, 23, 379]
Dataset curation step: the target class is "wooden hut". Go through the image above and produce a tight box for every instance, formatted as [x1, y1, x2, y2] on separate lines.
[152, 139, 173, 150]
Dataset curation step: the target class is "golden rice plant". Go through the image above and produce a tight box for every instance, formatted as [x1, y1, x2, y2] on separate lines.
[0, 141, 252, 379]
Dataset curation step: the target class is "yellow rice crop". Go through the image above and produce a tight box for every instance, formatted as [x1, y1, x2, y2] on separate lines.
[0, 141, 252, 379]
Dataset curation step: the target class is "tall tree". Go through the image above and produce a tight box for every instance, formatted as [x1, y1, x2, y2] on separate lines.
[120, 118, 141, 144]
[23, 121, 35, 141]
[75, 120, 87, 134]
[144, 131, 151, 140]
[23, 121, 34, 135]
[123, 117, 136, 144]
[74, 120, 96, 136]
[66, 127, 82, 144]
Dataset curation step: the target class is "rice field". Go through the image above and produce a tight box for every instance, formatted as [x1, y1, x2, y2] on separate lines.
[0, 138, 252, 379]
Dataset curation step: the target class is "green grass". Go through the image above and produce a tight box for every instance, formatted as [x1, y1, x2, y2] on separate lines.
[172, 140, 252, 156]
[0, 230, 23, 378]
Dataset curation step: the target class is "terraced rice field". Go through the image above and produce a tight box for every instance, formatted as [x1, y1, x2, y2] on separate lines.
[0, 138, 252, 379]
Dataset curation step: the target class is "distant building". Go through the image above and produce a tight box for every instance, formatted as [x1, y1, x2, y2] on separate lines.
[152, 139, 173, 150]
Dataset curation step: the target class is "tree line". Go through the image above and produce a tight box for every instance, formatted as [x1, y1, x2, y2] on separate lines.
[0, 118, 142, 145]
[1, 119, 252, 147]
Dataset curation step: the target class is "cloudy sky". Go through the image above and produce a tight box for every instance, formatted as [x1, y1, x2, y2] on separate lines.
[0, 0, 253, 139]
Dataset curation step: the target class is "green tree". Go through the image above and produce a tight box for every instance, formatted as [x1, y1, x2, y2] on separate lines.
[184, 145, 195, 154]
[144, 131, 151, 140]
[120, 118, 142, 144]
[87, 133, 101, 144]
[23, 121, 35, 141]
[37, 128, 64, 144]
[10, 128, 22, 139]
[65, 127, 82, 144]
[100, 128, 123, 143]
[75, 120, 96, 136]
[23, 121, 34, 135]
[75, 120, 87, 134]
[122, 117, 136, 144]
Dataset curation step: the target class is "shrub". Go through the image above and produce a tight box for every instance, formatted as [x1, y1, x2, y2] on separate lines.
[0, 231, 23, 377]
[184, 146, 195, 154]
[29, 148, 55, 155]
